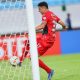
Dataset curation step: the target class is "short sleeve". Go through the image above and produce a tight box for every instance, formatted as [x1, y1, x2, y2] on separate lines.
[42, 15, 48, 22]
[51, 13, 60, 22]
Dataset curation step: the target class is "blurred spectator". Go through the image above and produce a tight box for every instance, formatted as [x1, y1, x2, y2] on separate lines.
[61, 0, 67, 11]
[66, 13, 72, 30]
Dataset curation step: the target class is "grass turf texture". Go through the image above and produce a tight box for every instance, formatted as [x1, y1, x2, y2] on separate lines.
[0, 54, 80, 80]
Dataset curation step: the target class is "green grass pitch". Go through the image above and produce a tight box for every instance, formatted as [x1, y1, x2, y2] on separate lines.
[0, 54, 80, 80]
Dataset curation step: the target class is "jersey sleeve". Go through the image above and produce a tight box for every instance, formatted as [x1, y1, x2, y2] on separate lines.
[51, 13, 60, 22]
[42, 15, 48, 22]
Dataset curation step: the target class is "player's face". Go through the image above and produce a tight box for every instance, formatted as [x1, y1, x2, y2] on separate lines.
[38, 7, 45, 15]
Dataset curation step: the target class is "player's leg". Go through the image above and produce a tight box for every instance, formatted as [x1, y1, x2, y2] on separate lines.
[39, 59, 51, 73]
[39, 57, 54, 80]
[38, 49, 54, 80]
[19, 42, 30, 66]
[37, 35, 55, 80]
[39, 55, 54, 80]
[19, 34, 46, 65]
[19, 51, 29, 66]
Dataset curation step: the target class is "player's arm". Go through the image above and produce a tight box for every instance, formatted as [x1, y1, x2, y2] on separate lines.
[58, 20, 67, 30]
[36, 21, 47, 31]
[52, 13, 67, 30]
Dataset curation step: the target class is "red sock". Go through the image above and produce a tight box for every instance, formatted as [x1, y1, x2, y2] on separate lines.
[20, 51, 28, 63]
[20, 44, 29, 63]
[39, 59, 51, 73]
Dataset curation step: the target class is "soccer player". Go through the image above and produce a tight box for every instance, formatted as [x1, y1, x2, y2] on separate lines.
[19, 2, 67, 80]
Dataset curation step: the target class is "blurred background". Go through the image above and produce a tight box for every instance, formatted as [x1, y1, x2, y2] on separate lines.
[0, 0, 80, 56]
[33, 0, 80, 30]
[0, 0, 80, 80]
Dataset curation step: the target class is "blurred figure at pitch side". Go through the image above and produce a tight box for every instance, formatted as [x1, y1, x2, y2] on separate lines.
[66, 13, 72, 30]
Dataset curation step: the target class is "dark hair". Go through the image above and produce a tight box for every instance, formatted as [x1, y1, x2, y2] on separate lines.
[38, 2, 48, 9]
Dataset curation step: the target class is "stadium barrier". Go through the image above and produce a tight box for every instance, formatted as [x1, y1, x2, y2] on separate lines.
[0, 33, 29, 60]
[0, 30, 80, 60]
[60, 30, 80, 54]
[0, 32, 61, 60]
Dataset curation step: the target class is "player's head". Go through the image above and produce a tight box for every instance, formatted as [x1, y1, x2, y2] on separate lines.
[38, 2, 48, 15]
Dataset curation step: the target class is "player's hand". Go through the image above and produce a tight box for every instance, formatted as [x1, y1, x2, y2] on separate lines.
[63, 26, 68, 31]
